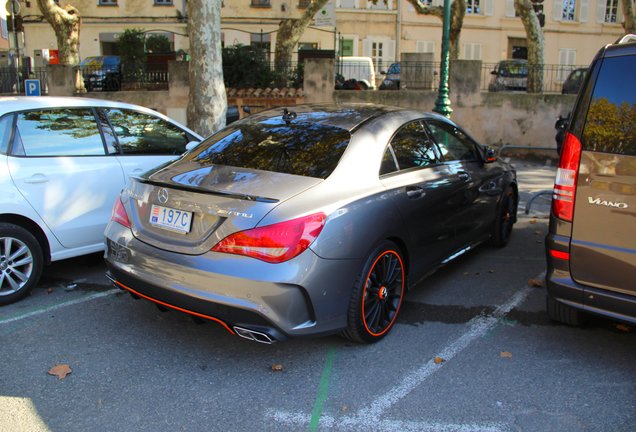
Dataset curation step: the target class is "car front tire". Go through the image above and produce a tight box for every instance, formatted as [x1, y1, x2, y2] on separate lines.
[341, 241, 406, 343]
[491, 186, 517, 248]
[0, 223, 44, 306]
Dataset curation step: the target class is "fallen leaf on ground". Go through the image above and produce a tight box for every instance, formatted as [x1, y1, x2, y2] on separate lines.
[48, 364, 72, 380]
[488, 270, 495, 274]
[534, 230, 542, 235]
[340, 405, 349, 412]
[434, 357, 445, 364]
[529, 219, 538, 224]
[528, 278, 544, 288]
[47, 287, 54, 294]
[271, 364, 284, 372]
[616, 324, 631, 333]
[500, 351, 513, 358]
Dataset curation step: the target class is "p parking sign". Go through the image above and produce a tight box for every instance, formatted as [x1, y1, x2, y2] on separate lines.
[25, 79, 41, 96]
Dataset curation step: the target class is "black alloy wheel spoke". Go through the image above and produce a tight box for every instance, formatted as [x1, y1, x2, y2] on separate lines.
[363, 251, 404, 334]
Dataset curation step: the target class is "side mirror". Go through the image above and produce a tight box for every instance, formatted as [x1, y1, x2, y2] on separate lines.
[485, 147, 497, 163]
[185, 140, 200, 152]
[490, 70, 498, 75]
[381, 70, 387, 75]
[242, 105, 251, 115]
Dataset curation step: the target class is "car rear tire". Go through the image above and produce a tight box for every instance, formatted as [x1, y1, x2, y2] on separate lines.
[0, 223, 44, 306]
[546, 294, 586, 326]
[491, 185, 517, 248]
[341, 241, 406, 343]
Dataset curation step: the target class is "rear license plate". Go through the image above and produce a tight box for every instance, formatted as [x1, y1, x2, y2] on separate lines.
[149, 205, 192, 234]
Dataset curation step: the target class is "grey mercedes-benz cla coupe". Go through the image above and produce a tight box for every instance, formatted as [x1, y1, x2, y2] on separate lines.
[105, 104, 517, 344]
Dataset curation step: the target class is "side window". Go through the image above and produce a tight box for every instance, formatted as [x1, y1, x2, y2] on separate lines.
[582, 55, 636, 156]
[425, 120, 478, 162]
[380, 146, 398, 175]
[14, 108, 105, 156]
[0, 114, 13, 154]
[105, 109, 189, 155]
[386, 120, 439, 173]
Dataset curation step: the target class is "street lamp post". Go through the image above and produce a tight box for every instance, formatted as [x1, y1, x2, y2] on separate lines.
[433, 0, 452, 118]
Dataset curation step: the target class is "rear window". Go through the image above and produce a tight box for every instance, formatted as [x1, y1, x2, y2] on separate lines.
[582, 54, 636, 156]
[185, 119, 350, 179]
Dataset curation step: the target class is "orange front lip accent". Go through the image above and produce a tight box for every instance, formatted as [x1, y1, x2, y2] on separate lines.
[112, 280, 235, 336]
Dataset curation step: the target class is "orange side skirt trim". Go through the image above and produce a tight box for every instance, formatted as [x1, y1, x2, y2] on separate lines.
[113, 280, 236, 336]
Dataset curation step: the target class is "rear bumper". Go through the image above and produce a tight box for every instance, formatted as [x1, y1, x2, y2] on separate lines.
[104, 222, 360, 341]
[546, 234, 636, 325]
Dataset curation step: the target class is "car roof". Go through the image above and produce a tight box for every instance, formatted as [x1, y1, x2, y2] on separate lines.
[245, 103, 424, 131]
[0, 96, 202, 138]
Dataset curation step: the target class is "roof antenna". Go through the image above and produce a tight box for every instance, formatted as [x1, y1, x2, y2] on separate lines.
[282, 108, 297, 122]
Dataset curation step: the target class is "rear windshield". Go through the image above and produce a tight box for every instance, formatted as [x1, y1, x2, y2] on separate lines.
[184, 118, 350, 179]
[582, 54, 636, 156]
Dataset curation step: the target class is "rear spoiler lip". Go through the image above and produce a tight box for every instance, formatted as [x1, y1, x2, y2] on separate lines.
[132, 176, 280, 204]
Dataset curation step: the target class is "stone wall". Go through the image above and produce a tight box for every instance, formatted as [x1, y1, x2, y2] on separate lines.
[51, 59, 576, 150]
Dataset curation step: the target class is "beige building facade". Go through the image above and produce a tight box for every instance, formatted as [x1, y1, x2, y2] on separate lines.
[19, 0, 631, 70]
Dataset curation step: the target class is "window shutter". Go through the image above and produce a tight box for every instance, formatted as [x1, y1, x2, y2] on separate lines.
[553, 0, 564, 21]
[362, 38, 372, 57]
[484, 0, 494, 16]
[416, 40, 435, 53]
[505, 0, 516, 17]
[580, 0, 589, 22]
[386, 40, 396, 62]
[597, 0, 607, 22]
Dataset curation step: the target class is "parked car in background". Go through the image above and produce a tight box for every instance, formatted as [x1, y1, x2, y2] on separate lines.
[0, 97, 202, 305]
[488, 59, 528, 92]
[561, 67, 588, 94]
[336, 56, 377, 90]
[546, 35, 636, 326]
[379, 62, 401, 90]
[80, 55, 122, 92]
[105, 104, 518, 344]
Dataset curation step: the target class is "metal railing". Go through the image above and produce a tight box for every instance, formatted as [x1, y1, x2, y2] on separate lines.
[0, 66, 48, 95]
[480, 62, 588, 93]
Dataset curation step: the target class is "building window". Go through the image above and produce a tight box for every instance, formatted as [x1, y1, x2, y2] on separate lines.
[467, 0, 481, 14]
[463, 43, 482, 60]
[251, 0, 271, 7]
[298, 0, 311, 7]
[562, 0, 576, 21]
[605, 0, 619, 23]
[339, 38, 354, 56]
[558, 48, 576, 81]
[154, 0, 173, 4]
[98, 0, 117, 5]
[371, 41, 384, 72]
[367, 0, 392, 9]
[338, 0, 358, 8]
[299, 42, 319, 50]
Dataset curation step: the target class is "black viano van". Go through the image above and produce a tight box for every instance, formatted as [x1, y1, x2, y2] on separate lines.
[546, 35, 636, 326]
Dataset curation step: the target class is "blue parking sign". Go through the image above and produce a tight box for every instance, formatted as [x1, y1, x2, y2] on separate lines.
[25, 79, 41, 96]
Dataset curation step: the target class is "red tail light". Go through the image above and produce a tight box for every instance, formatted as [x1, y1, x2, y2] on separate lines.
[552, 132, 582, 222]
[549, 249, 570, 261]
[111, 197, 131, 228]
[212, 213, 326, 263]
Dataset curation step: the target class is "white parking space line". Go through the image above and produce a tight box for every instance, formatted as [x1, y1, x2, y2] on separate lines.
[268, 275, 540, 431]
[0, 289, 120, 325]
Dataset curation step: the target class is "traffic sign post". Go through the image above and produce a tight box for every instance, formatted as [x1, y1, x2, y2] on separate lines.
[25, 79, 41, 96]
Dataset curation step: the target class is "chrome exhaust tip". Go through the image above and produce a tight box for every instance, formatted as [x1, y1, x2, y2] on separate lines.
[233, 326, 276, 344]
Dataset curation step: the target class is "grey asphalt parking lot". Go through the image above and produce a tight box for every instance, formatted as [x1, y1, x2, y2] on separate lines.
[1, 158, 634, 432]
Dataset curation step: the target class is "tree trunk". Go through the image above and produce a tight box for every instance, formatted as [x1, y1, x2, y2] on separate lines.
[622, 0, 636, 34]
[274, 0, 330, 70]
[405, 0, 466, 60]
[515, 0, 544, 93]
[37, 0, 85, 92]
[187, 0, 226, 137]
[37, 0, 81, 65]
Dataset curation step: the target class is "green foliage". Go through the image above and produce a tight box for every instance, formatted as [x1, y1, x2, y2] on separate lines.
[145, 34, 172, 54]
[118, 29, 146, 82]
[222, 44, 303, 89]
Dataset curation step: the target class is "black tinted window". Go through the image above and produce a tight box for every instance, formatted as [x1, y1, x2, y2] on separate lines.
[14, 109, 105, 156]
[426, 120, 478, 162]
[582, 55, 636, 156]
[0, 115, 12, 154]
[186, 119, 350, 179]
[106, 109, 189, 155]
[387, 120, 438, 172]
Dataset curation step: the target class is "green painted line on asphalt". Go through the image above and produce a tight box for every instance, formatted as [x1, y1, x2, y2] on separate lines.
[308, 346, 337, 432]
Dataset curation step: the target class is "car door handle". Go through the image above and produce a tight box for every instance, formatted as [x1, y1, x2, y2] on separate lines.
[458, 171, 471, 182]
[406, 186, 425, 199]
[24, 174, 49, 184]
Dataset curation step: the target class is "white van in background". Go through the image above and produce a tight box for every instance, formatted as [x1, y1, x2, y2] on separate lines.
[336, 57, 377, 90]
